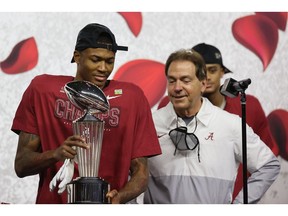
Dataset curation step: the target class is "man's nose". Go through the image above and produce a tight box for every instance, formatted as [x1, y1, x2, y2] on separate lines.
[98, 61, 107, 71]
[174, 80, 182, 92]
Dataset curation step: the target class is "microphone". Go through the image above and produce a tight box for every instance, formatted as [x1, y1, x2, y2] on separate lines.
[220, 78, 251, 98]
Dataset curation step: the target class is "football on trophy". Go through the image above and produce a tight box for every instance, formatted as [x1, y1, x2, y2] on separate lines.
[64, 80, 110, 113]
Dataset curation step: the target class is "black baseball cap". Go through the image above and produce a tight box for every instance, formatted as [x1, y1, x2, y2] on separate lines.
[71, 23, 128, 63]
[192, 43, 232, 73]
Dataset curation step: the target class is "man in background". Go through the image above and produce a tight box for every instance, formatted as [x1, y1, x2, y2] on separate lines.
[192, 43, 279, 200]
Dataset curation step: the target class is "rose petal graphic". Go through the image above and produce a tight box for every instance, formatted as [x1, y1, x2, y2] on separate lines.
[255, 12, 287, 31]
[267, 109, 288, 161]
[0, 37, 38, 74]
[114, 59, 166, 107]
[232, 15, 278, 70]
[118, 12, 142, 37]
[158, 96, 169, 109]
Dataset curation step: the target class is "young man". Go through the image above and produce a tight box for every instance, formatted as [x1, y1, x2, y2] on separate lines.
[11, 23, 161, 204]
[192, 43, 279, 200]
[144, 49, 280, 204]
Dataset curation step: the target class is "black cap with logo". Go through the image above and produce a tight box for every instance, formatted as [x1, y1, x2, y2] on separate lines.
[71, 23, 128, 63]
[192, 43, 232, 73]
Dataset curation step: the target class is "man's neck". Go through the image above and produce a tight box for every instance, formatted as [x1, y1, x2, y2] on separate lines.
[205, 91, 226, 109]
[175, 98, 203, 118]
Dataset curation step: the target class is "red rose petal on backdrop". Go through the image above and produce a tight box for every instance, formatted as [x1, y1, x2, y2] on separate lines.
[232, 15, 278, 71]
[118, 12, 142, 37]
[0, 37, 38, 74]
[158, 95, 169, 109]
[267, 109, 288, 161]
[255, 12, 287, 31]
[113, 59, 166, 108]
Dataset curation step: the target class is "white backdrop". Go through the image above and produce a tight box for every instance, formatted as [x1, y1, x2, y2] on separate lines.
[0, 12, 287, 204]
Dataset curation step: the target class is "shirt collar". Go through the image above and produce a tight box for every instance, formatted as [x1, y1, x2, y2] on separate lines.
[196, 97, 215, 127]
[163, 97, 216, 129]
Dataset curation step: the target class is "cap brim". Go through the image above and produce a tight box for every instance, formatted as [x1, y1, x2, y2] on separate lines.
[223, 66, 232, 74]
[116, 45, 128, 51]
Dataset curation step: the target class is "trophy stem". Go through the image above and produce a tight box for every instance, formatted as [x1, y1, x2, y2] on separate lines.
[69, 117, 110, 204]
[72, 118, 104, 177]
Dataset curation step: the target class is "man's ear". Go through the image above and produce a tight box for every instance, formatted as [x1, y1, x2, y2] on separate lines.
[73, 50, 80, 64]
[220, 67, 225, 78]
[200, 79, 207, 94]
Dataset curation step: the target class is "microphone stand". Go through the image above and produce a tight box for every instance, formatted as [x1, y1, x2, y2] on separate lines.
[240, 90, 248, 204]
[220, 78, 251, 204]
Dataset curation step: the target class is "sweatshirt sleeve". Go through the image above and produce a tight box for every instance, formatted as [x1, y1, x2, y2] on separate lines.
[233, 156, 280, 204]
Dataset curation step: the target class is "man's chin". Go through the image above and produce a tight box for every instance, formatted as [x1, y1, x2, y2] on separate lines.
[88, 79, 106, 89]
[172, 100, 187, 109]
[203, 89, 215, 96]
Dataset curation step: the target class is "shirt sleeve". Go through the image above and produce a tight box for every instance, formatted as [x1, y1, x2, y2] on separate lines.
[233, 156, 280, 204]
[11, 78, 39, 135]
[132, 88, 162, 159]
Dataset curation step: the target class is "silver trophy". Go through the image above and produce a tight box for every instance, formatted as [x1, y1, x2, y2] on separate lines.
[64, 80, 110, 204]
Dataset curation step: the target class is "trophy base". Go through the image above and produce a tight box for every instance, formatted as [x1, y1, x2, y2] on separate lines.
[67, 177, 110, 204]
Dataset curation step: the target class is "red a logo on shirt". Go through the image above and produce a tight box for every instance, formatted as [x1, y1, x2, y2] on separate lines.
[205, 132, 214, 141]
